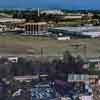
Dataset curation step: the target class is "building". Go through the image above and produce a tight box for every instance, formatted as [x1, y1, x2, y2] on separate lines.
[0, 18, 25, 23]
[49, 26, 100, 38]
[68, 74, 98, 83]
[64, 15, 82, 19]
[0, 24, 7, 32]
[0, 18, 25, 32]
[57, 36, 70, 40]
[87, 58, 100, 70]
[32, 82, 58, 100]
[14, 76, 39, 82]
[24, 22, 48, 35]
[8, 56, 18, 63]
[14, 74, 48, 82]
[80, 95, 93, 100]
[41, 10, 64, 15]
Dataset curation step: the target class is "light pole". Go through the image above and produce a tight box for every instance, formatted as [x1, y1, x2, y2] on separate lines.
[83, 44, 87, 60]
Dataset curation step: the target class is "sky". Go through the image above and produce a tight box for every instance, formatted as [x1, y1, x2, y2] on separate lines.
[0, 0, 100, 10]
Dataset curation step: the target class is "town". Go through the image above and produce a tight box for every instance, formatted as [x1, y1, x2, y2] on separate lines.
[0, 9, 100, 100]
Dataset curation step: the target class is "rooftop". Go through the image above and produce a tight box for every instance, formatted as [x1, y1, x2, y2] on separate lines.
[24, 22, 47, 25]
[41, 10, 64, 15]
[0, 18, 25, 23]
[54, 26, 100, 32]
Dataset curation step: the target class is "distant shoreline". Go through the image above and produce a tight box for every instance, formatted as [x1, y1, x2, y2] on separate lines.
[0, 8, 100, 13]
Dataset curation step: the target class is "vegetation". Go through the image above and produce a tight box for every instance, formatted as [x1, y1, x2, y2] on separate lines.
[0, 50, 86, 77]
[1, 9, 100, 99]
[0, 35, 99, 58]
[1, 9, 100, 26]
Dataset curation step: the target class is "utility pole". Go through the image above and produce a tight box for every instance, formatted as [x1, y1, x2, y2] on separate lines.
[83, 44, 87, 60]
[38, 8, 40, 17]
[40, 47, 43, 57]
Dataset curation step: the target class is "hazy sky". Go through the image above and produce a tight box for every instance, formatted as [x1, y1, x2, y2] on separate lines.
[0, 0, 100, 9]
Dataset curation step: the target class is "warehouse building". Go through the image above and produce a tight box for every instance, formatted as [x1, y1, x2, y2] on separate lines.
[24, 22, 48, 35]
[41, 10, 64, 15]
[49, 26, 100, 38]
[0, 18, 25, 32]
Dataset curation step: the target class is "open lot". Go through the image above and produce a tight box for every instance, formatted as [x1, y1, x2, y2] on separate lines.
[0, 35, 100, 58]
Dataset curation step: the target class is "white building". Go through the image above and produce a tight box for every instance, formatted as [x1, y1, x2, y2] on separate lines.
[0, 18, 25, 32]
[64, 15, 82, 19]
[57, 36, 70, 40]
[0, 18, 25, 23]
[24, 22, 48, 35]
[41, 10, 64, 15]
[8, 57, 18, 63]
[50, 26, 100, 38]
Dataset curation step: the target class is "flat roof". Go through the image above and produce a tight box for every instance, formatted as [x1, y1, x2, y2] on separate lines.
[0, 18, 25, 23]
[64, 16, 82, 19]
[54, 26, 100, 32]
[49, 26, 100, 37]
[25, 22, 47, 25]
[82, 32, 100, 37]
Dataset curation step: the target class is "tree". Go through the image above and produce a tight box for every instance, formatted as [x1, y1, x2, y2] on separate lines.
[63, 50, 73, 63]
[75, 55, 84, 73]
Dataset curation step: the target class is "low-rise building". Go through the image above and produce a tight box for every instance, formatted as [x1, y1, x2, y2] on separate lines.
[87, 58, 100, 70]
[57, 36, 70, 40]
[68, 74, 98, 83]
[24, 22, 48, 35]
[0, 18, 25, 23]
[8, 57, 18, 63]
[49, 26, 100, 38]
[0, 18, 25, 32]
[64, 15, 82, 19]
[41, 10, 64, 15]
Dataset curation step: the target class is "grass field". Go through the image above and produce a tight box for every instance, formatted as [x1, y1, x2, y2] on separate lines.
[0, 35, 100, 58]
